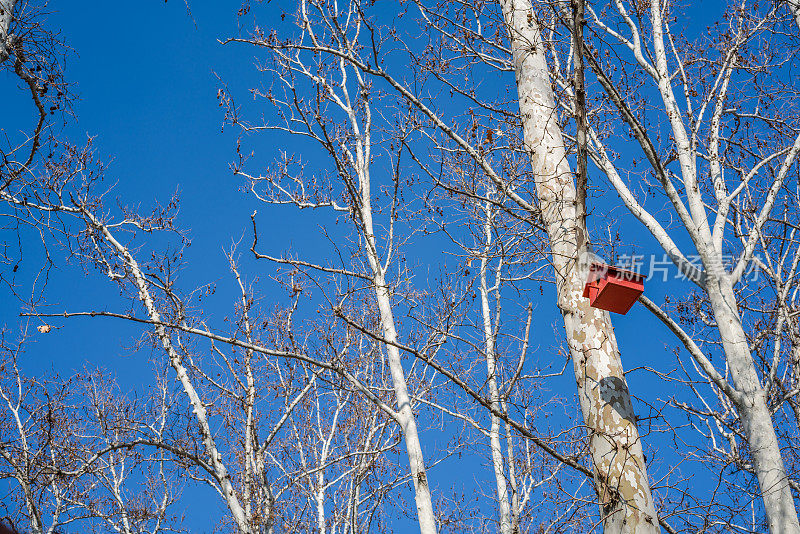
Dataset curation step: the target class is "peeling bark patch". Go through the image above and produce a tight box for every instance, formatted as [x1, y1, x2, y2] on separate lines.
[499, 0, 661, 530]
[598, 377, 636, 423]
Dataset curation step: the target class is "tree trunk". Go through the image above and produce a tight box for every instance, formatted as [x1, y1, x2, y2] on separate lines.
[479, 206, 512, 534]
[498, 0, 660, 531]
[788, 0, 800, 31]
[89, 214, 252, 534]
[792, 322, 800, 428]
[372, 278, 437, 534]
[706, 278, 800, 534]
[359, 181, 437, 533]
[0, 0, 15, 62]
[316, 476, 327, 534]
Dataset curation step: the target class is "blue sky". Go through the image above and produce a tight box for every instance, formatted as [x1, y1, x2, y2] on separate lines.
[0, 0, 758, 531]
[1, 3, 296, 529]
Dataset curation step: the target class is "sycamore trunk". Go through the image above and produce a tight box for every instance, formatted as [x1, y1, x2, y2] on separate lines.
[499, 0, 660, 530]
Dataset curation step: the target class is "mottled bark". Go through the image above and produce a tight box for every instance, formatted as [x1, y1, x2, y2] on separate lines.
[0, 0, 15, 62]
[582, 0, 800, 528]
[499, 0, 660, 531]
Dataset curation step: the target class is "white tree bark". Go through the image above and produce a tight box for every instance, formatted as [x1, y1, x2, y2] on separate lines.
[85, 212, 253, 534]
[0, 0, 14, 62]
[706, 277, 800, 534]
[499, 0, 660, 531]
[363, 220, 438, 534]
[336, 45, 437, 531]
[576, 0, 800, 528]
[504, 415, 521, 534]
[479, 202, 512, 534]
[0, 382, 46, 534]
[225, 2, 439, 524]
[787, 0, 800, 31]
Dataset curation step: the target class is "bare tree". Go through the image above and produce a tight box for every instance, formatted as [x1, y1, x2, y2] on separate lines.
[498, 0, 661, 530]
[69, 371, 185, 534]
[1, 0, 69, 192]
[542, 0, 800, 530]
[0, 328, 183, 534]
[465, 193, 589, 533]
[8, 0, 800, 532]
[220, 0, 610, 529]
[0, 330, 79, 534]
[225, 0, 441, 525]
[3, 0, 659, 531]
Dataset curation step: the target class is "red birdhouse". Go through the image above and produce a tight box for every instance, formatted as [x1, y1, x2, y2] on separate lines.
[582, 263, 646, 315]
